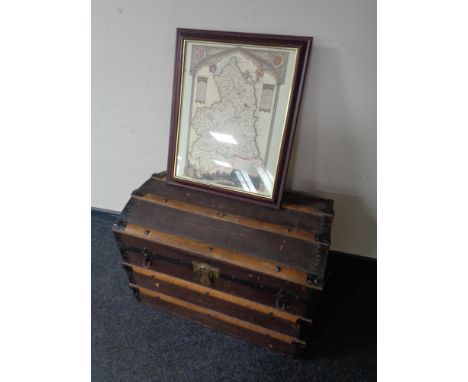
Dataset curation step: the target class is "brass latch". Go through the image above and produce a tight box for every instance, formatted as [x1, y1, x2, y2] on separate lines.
[193, 261, 219, 288]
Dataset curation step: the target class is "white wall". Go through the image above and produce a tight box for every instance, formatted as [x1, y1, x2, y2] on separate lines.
[92, 0, 376, 258]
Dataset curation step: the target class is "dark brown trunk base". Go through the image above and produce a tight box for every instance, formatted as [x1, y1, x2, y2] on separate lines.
[135, 286, 306, 357]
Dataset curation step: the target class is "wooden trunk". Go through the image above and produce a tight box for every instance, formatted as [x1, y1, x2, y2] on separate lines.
[112, 172, 334, 356]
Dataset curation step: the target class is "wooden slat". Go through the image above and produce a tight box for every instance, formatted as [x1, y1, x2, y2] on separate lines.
[132, 194, 318, 243]
[125, 199, 326, 274]
[138, 292, 303, 355]
[133, 284, 305, 345]
[151, 174, 332, 217]
[142, 175, 330, 235]
[127, 262, 311, 324]
[121, 250, 314, 316]
[121, 223, 315, 289]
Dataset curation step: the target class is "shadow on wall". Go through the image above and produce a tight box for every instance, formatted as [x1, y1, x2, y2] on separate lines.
[317, 192, 376, 258]
[287, 43, 376, 258]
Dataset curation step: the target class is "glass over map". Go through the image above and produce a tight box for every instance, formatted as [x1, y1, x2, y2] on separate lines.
[173, 40, 298, 199]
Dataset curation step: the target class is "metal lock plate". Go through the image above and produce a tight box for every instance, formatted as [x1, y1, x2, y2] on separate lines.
[193, 261, 219, 288]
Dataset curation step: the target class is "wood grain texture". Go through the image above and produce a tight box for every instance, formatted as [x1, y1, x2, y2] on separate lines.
[133, 284, 305, 345]
[132, 193, 318, 242]
[137, 290, 305, 356]
[120, 250, 315, 317]
[128, 262, 310, 324]
[149, 173, 334, 219]
[118, 222, 315, 287]
[113, 172, 334, 354]
[124, 197, 328, 274]
[128, 268, 308, 337]
[120, 243, 314, 297]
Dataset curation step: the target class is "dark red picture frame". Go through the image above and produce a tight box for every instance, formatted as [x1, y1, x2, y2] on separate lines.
[166, 28, 313, 209]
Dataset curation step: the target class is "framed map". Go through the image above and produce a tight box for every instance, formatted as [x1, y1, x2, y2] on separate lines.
[167, 29, 312, 208]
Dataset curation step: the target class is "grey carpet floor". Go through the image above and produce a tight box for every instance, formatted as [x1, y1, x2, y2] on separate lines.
[92, 210, 376, 382]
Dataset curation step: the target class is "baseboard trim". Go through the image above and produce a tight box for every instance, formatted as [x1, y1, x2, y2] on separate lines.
[329, 250, 376, 262]
[91, 206, 120, 217]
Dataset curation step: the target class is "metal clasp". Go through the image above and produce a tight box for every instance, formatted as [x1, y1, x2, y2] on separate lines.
[142, 249, 153, 268]
[192, 261, 219, 288]
[275, 289, 286, 310]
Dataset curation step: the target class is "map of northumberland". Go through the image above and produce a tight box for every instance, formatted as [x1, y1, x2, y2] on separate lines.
[181, 43, 291, 193]
[189, 57, 263, 177]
